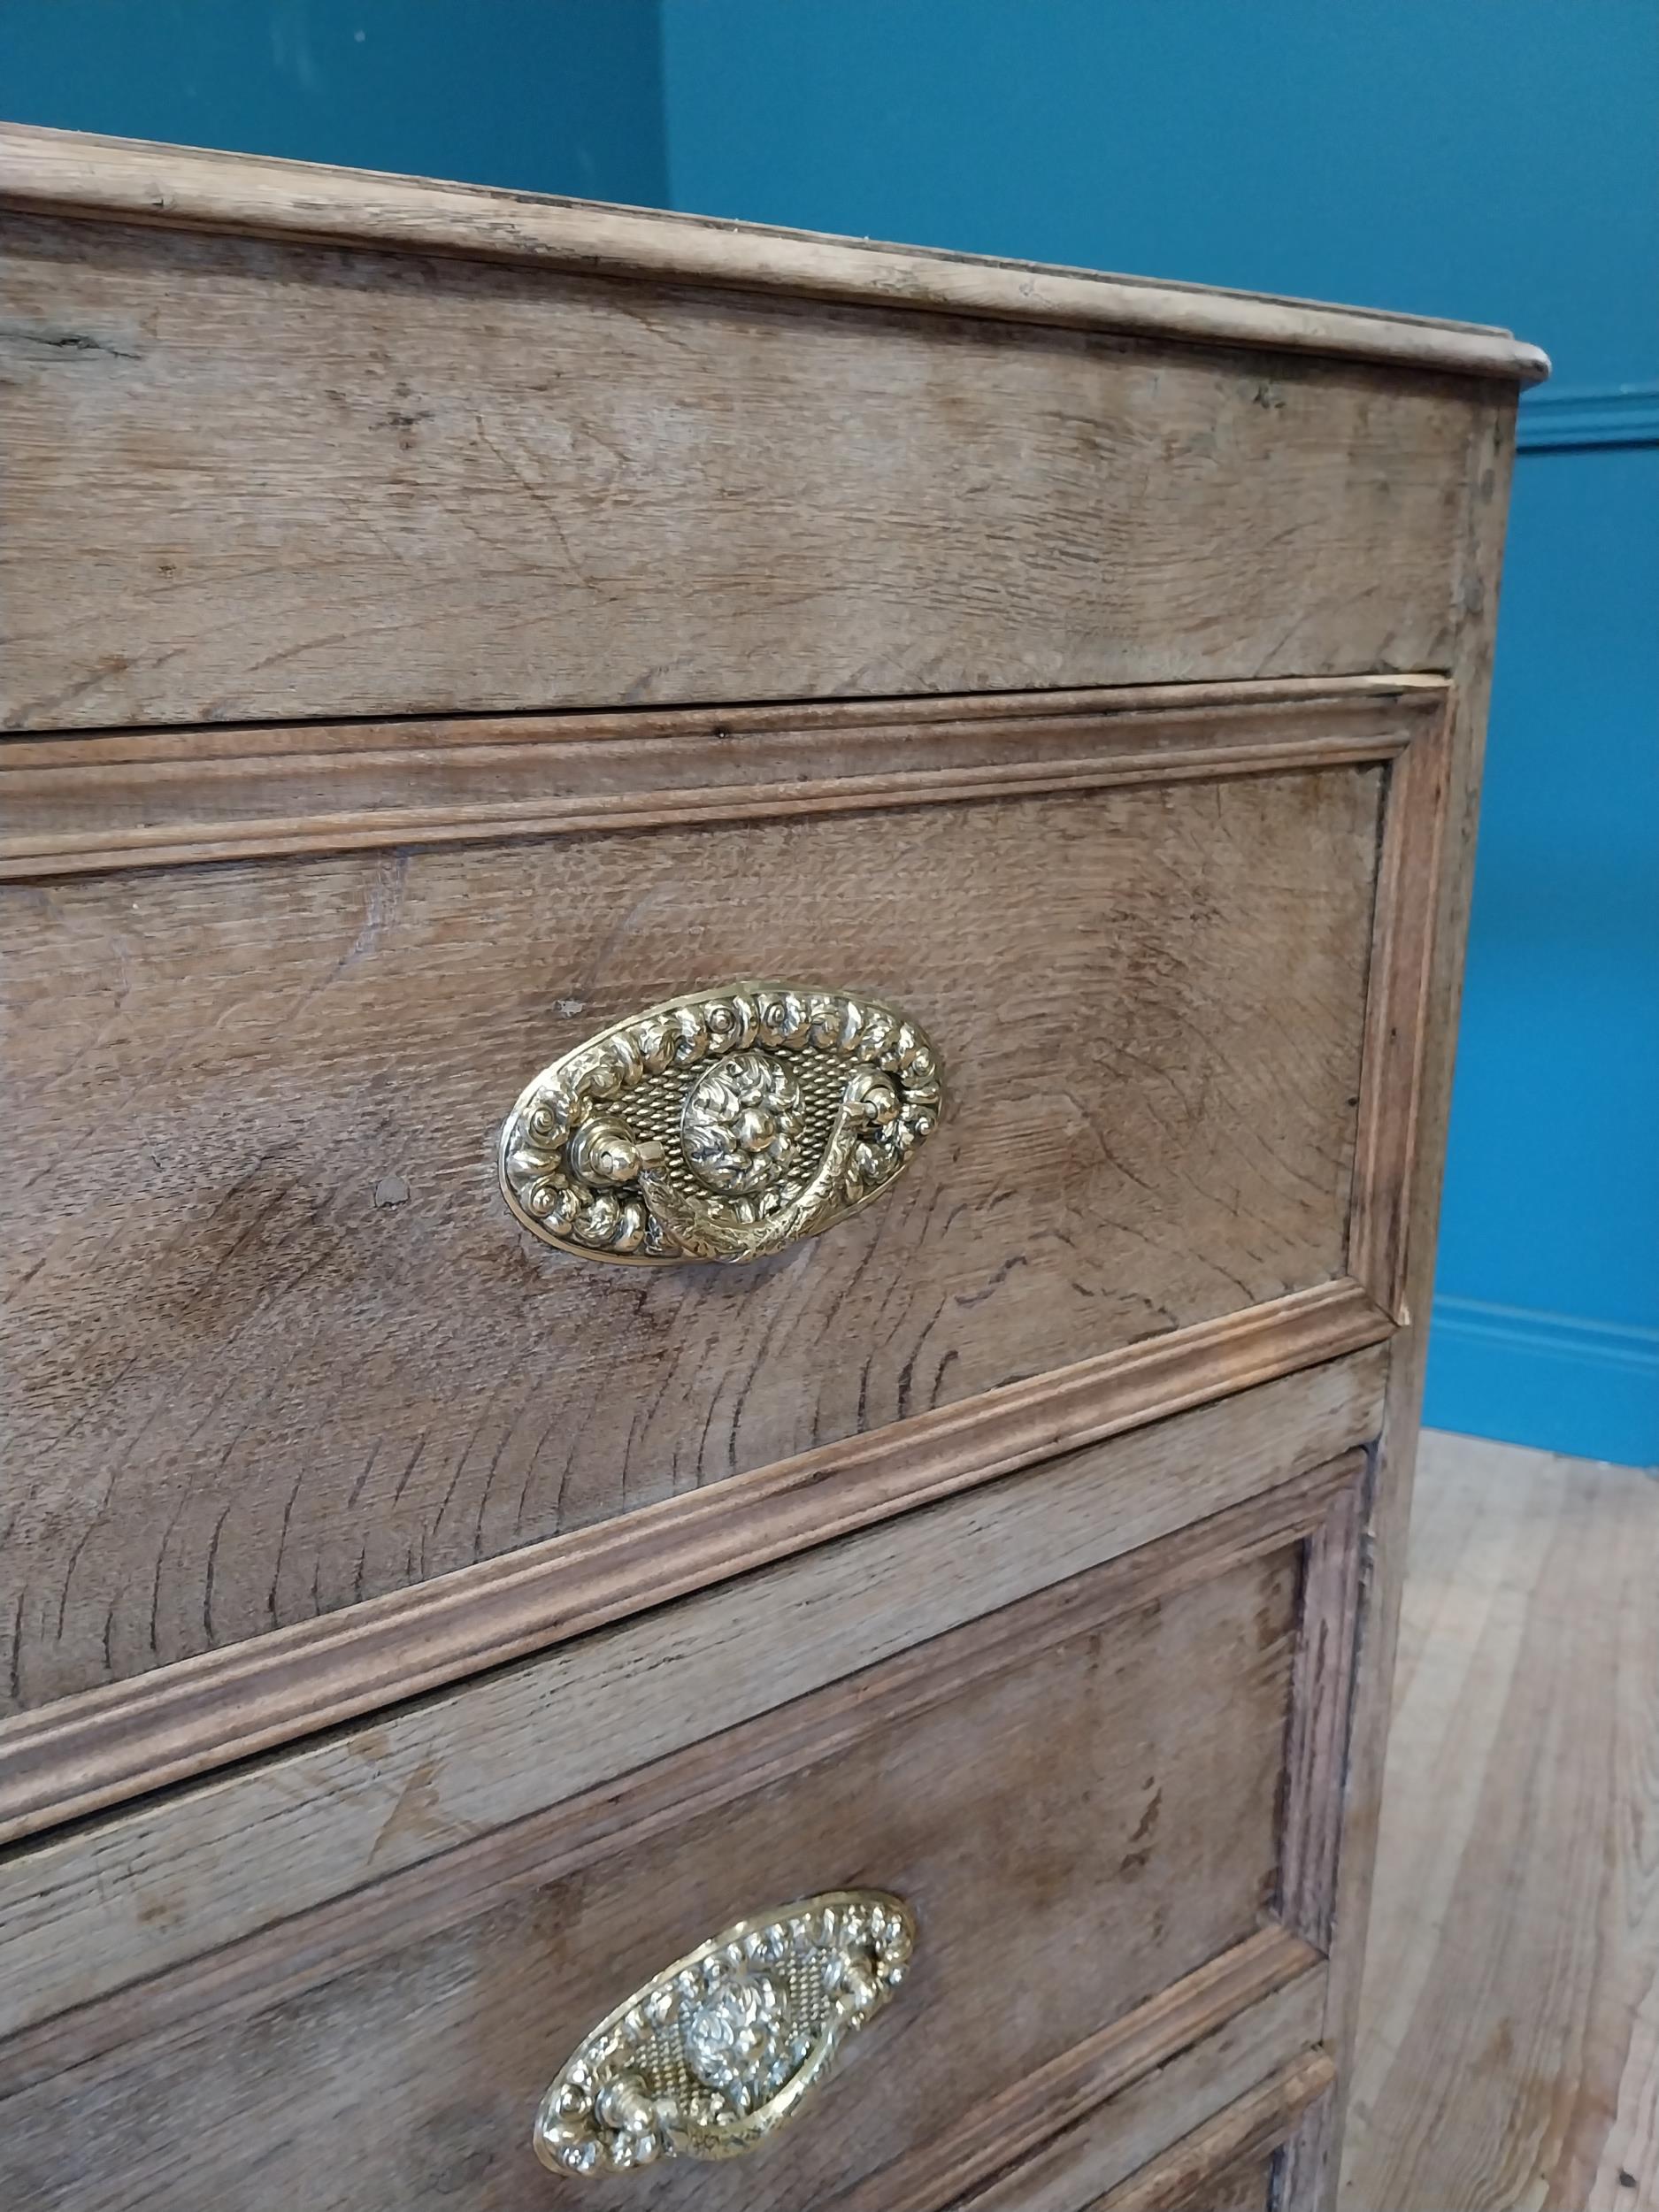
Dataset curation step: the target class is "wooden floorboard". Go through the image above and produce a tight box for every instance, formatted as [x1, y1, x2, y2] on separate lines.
[1340, 1429, 1659, 2211]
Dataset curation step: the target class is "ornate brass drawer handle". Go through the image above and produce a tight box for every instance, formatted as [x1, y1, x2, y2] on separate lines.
[534, 1891, 916, 2177]
[499, 985, 944, 1264]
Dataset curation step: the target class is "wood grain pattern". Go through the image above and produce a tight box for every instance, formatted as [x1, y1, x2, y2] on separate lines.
[0, 664, 1452, 1837]
[1340, 1432, 1659, 2212]
[0, 1362, 1385, 2039]
[1093, 2055, 1336, 2210]
[0, 674, 1445, 1839]
[948, 2008, 1327, 2212]
[3, 770, 1384, 1716]
[2, 204, 1501, 731]
[0, 1471, 1349, 2095]
[1106, 2151, 1275, 2212]
[856, 1928, 1320, 2212]
[0, 125, 1548, 384]
[1348, 701, 1454, 1320]
[0, 1279, 1386, 1847]
[1314, 392, 1518, 2210]
[1279, 2085, 1342, 2212]
[0, 1540, 1310, 2209]
[0, 674, 1440, 879]
[1108, 2151, 1275, 2212]
[1279, 1472, 1371, 1951]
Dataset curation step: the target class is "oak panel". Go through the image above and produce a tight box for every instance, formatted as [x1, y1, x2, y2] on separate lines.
[872, 1935, 1325, 2212]
[0, 1363, 1382, 2038]
[0, 1281, 1388, 1848]
[0, 125, 1548, 384]
[1313, 392, 1518, 2212]
[0, 1526, 1309, 2209]
[1172, 2158, 1274, 2212]
[3, 769, 1381, 1709]
[959, 2051, 1330, 2212]
[1092, 2057, 1333, 2210]
[0, 673, 1441, 880]
[0, 206, 1492, 733]
[1145, 2155, 1274, 2212]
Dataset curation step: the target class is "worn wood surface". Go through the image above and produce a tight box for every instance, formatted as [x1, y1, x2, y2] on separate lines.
[1, 204, 1505, 731]
[0, 674, 1440, 879]
[3, 770, 1383, 1715]
[856, 1928, 1318, 2212]
[1340, 1432, 1659, 2212]
[1108, 2152, 1274, 2212]
[0, 674, 1447, 1839]
[0, 1364, 1384, 2040]
[1279, 2090, 1343, 2212]
[0, 1540, 1306, 2209]
[949, 1997, 1327, 2212]
[1111, 2153, 1274, 2212]
[0, 129, 1531, 2210]
[1094, 2055, 1335, 2209]
[1347, 707, 1453, 1320]
[0, 1279, 1388, 1847]
[1314, 396, 1517, 2212]
[1279, 1474, 1372, 1951]
[0, 126, 1548, 385]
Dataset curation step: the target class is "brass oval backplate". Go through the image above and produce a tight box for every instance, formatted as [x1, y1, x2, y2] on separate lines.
[498, 985, 944, 1265]
[534, 1891, 917, 2177]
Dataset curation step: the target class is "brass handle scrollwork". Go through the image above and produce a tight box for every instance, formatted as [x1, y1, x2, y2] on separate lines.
[534, 1892, 917, 2177]
[499, 986, 944, 1265]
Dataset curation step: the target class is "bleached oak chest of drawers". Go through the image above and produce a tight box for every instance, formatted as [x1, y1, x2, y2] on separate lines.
[0, 126, 1544, 2211]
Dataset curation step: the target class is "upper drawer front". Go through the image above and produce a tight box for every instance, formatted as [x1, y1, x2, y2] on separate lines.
[0, 205, 1493, 732]
[1, 680, 1437, 1729]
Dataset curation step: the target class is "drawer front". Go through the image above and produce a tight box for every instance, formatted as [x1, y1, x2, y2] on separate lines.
[1192, 2162, 1277, 2212]
[0, 1418, 1367, 2211]
[953, 2050, 1334, 2211]
[0, 201, 1497, 734]
[1136, 2154, 1279, 2212]
[2, 679, 1437, 1741]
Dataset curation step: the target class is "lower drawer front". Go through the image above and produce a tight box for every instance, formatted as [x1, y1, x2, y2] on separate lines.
[1204, 2164, 1275, 2212]
[956, 2048, 1335, 2211]
[1159, 2155, 1277, 2212]
[0, 1430, 1365, 2212]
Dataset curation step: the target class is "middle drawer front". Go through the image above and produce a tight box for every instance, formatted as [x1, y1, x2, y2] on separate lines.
[2, 678, 1434, 1724]
[0, 1363, 1373, 2211]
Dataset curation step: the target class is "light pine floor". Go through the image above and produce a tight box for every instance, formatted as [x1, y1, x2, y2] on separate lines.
[1340, 1430, 1659, 2211]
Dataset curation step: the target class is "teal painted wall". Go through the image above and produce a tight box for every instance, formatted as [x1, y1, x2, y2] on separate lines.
[4, 4, 1655, 1460]
[0, 0, 666, 204]
[661, 0, 1655, 386]
[660, 0, 1659, 1465]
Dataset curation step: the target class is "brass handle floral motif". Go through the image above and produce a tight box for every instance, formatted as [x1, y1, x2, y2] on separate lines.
[499, 986, 944, 1265]
[534, 1892, 916, 2177]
